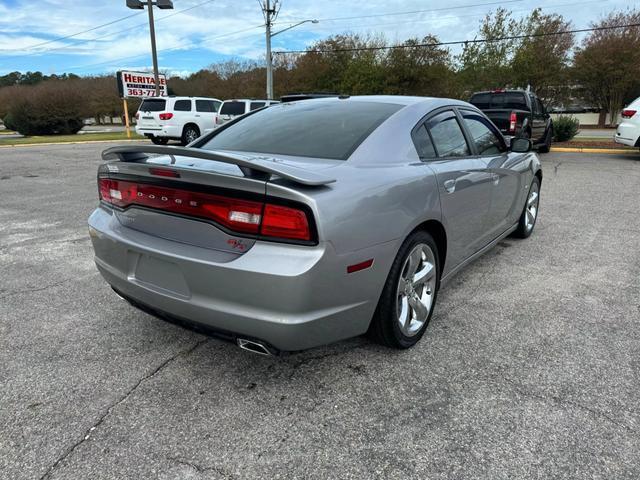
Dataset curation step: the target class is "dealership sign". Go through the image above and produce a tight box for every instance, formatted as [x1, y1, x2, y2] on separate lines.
[117, 70, 167, 98]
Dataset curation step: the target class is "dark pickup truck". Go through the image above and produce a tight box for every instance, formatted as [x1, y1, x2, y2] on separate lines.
[469, 90, 553, 153]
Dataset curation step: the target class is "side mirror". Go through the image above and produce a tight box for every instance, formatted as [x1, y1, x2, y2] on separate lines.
[511, 137, 532, 153]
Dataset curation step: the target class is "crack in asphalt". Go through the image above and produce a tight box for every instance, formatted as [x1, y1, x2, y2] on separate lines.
[497, 375, 636, 433]
[0, 273, 97, 299]
[38, 338, 209, 480]
[553, 161, 563, 175]
[0, 278, 75, 299]
[165, 456, 237, 478]
[283, 340, 371, 379]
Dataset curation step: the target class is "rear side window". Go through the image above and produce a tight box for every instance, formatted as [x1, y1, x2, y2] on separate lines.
[139, 99, 166, 112]
[196, 100, 215, 112]
[220, 101, 246, 115]
[412, 125, 436, 158]
[203, 100, 403, 160]
[426, 111, 470, 158]
[461, 110, 506, 155]
[212, 100, 222, 112]
[174, 100, 191, 111]
[250, 102, 266, 111]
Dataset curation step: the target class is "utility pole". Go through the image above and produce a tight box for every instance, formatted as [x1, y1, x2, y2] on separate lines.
[262, 1, 316, 100]
[147, 0, 161, 96]
[264, 0, 275, 100]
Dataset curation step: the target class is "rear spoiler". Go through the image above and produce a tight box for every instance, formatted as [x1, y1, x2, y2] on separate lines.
[102, 145, 336, 187]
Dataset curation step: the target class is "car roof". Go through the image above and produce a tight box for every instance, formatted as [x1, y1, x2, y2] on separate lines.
[223, 99, 273, 102]
[284, 95, 470, 109]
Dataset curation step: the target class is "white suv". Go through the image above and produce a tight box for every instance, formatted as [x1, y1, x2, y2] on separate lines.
[135, 96, 222, 145]
[216, 99, 279, 126]
[615, 96, 640, 148]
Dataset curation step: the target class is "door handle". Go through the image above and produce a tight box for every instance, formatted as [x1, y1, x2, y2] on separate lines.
[443, 179, 456, 193]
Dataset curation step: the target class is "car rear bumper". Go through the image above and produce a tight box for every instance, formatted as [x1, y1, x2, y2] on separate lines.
[135, 125, 182, 138]
[615, 122, 640, 147]
[88, 207, 386, 351]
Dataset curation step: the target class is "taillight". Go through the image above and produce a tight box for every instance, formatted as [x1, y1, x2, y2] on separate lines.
[98, 178, 313, 242]
[215, 115, 222, 125]
[260, 204, 310, 241]
[621, 109, 637, 119]
[509, 112, 517, 134]
[135, 112, 139, 120]
[159, 113, 173, 120]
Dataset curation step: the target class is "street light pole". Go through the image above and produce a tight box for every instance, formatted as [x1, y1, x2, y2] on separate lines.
[264, 13, 318, 100]
[126, 0, 173, 96]
[146, 0, 161, 96]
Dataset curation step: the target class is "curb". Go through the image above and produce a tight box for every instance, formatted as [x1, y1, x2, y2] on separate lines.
[550, 147, 638, 154]
[0, 139, 144, 149]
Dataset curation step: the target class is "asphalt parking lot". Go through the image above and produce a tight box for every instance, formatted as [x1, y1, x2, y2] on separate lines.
[1, 143, 639, 479]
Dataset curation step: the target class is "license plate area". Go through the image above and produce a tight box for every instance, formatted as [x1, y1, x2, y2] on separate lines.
[127, 252, 191, 299]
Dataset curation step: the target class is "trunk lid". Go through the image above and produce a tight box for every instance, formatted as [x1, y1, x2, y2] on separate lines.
[98, 146, 336, 253]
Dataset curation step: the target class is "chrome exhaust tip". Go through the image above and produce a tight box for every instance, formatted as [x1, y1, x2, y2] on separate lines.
[237, 338, 274, 356]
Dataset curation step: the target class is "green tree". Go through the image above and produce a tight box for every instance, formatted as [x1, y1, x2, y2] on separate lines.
[573, 10, 640, 126]
[511, 10, 574, 106]
[385, 36, 459, 97]
[457, 8, 522, 94]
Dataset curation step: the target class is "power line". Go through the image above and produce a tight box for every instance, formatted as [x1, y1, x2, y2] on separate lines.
[66, 24, 264, 72]
[0, 12, 143, 52]
[276, 0, 524, 24]
[3, 0, 218, 56]
[290, 0, 604, 34]
[274, 22, 640, 55]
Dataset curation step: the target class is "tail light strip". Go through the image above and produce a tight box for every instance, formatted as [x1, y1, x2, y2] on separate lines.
[509, 112, 517, 134]
[98, 178, 313, 242]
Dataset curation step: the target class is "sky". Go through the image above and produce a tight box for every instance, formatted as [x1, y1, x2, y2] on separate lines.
[0, 0, 637, 77]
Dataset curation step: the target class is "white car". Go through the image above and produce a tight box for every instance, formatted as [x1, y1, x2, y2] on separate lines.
[615, 96, 640, 148]
[135, 96, 222, 145]
[216, 99, 279, 126]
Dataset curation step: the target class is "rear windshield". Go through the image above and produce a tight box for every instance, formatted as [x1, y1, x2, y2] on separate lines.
[220, 101, 246, 115]
[470, 92, 529, 111]
[202, 100, 403, 160]
[139, 99, 166, 112]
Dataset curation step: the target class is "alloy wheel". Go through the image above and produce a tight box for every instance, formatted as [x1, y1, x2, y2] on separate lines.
[396, 243, 437, 337]
[525, 182, 539, 232]
[186, 128, 199, 143]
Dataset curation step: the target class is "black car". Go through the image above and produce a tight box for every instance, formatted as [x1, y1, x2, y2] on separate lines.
[469, 90, 553, 153]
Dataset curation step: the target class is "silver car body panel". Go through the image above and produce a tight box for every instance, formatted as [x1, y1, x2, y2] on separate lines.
[88, 96, 541, 351]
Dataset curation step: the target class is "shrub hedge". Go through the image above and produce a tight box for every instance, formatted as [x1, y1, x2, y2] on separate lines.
[5, 81, 84, 136]
[553, 115, 580, 142]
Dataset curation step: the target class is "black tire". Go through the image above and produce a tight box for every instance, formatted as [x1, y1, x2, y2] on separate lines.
[150, 136, 169, 145]
[181, 125, 200, 145]
[538, 127, 552, 153]
[368, 231, 440, 349]
[513, 176, 540, 239]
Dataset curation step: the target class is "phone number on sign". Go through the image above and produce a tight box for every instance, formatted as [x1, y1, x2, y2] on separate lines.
[126, 88, 166, 97]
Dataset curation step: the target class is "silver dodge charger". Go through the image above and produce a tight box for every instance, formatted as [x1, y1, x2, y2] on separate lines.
[88, 96, 541, 355]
